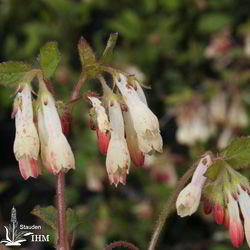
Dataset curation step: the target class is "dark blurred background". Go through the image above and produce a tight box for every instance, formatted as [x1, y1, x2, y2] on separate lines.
[1, 0, 250, 249]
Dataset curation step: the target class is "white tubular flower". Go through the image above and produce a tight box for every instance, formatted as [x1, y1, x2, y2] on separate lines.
[228, 98, 249, 129]
[88, 96, 110, 154]
[115, 73, 162, 154]
[227, 192, 244, 248]
[134, 80, 147, 105]
[238, 185, 250, 247]
[13, 84, 40, 180]
[106, 98, 130, 186]
[176, 154, 212, 217]
[37, 91, 75, 174]
[209, 92, 227, 124]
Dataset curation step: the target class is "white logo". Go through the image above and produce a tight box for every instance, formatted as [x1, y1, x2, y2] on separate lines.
[0, 207, 49, 246]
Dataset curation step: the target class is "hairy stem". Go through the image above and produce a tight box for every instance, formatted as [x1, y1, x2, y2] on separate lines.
[56, 172, 68, 250]
[104, 241, 140, 250]
[148, 163, 198, 250]
[71, 74, 87, 101]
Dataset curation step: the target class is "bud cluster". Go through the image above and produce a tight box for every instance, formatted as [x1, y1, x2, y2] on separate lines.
[88, 73, 163, 186]
[204, 168, 250, 248]
[176, 152, 250, 248]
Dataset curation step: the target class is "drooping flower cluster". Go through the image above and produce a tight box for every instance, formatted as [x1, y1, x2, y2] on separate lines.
[88, 73, 163, 186]
[176, 152, 250, 248]
[12, 80, 75, 179]
[174, 89, 248, 149]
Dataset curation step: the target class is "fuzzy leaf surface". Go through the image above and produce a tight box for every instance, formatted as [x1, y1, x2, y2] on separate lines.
[0, 61, 32, 86]
[78, 37, 98, 78]
[40, 42, 61, 78]
[222, 137, 250, 169]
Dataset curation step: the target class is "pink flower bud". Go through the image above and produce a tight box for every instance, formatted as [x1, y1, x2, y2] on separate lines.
[224, 209, 229, 228]
[212, 202, 224, 225]
[88, 96, 110, 155]
[13, 84, 40, 179]
[227, 193, 244, 248]
[203, 198, 213, 215]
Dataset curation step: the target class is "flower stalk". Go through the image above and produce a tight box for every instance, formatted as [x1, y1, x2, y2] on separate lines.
[148, 162, 198, 250]
[56, 172, 68, 250]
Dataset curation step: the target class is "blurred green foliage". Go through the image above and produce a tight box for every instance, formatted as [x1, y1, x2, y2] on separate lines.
[1, 0, 250, 249]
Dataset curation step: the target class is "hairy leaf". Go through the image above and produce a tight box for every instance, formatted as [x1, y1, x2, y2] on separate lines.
[31, 205, 57, 230]
[78, 37, 98, 78]
[222, 137, 250, 169]
[40, 41, 61, 78]
[205, 159, 225, 181]
[0, 61, 32, 86]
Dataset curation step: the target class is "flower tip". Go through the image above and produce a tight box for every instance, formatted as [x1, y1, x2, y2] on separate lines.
[230, 221, 244, 248]
[19, 158, 41, 180]
[108, 169, 128, 187]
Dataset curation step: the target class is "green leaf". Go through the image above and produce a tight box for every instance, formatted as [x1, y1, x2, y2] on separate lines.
[78, 36, 99, 78]
[31, 205, 57, 230]
[0, 61, 32, 86]
[205, 160, 225, 181]
[198, 14, 232, 34]
[222, 137, 250, 169]
[99, 33, 118, 64]
[107, 11, 143, 41]
[40, 41, 61, 78]
[66, 208, 81, 234]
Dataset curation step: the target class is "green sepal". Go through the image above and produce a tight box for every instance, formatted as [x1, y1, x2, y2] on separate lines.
[99, 32, 118, 64]
[222, 137, 250, 170]
[203, 175, 224, 206]
[0, 61, 33, 86]
[204, 159, 225, 182]
[40, 41, 61, 78]
[78, 37, 99, 78]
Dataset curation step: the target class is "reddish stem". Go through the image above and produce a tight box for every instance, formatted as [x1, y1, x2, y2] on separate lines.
[71, 74, 87, 101]
[56, 72, 87, 250]
[56, 172, 68, 250]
